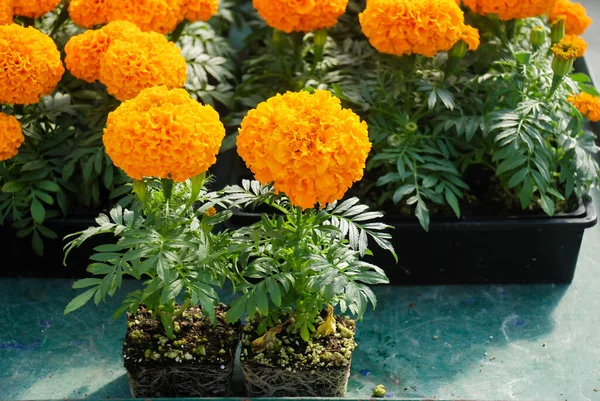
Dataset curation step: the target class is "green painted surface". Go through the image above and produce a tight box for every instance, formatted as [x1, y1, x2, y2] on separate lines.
[1, 193, 600, 401]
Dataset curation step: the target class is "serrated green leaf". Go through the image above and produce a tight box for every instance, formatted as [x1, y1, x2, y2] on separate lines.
[64, 288, 96, 314]
[31, 198, 45, 224]
[32, 230, 44, 256]
[519, 177, 534, 209]
[35, 181, 60, 192]
[72, 278, 102, 289]
[226, 295, 246, 323]
[444, 187, 460, 218]
[2, 181, 24, 193]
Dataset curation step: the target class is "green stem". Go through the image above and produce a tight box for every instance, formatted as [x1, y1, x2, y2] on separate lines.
[50, 0, 71, 37]
[170, 20, 188, 44]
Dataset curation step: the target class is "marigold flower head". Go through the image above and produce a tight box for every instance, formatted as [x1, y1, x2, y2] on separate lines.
[64, 21, 141, 83]
[459, 24, 480, 51]
[103, 86, 225, 182]
[105, 0, 185, 34]
[13, 0, 60, 18]
[99, 30, 187, 101]
[568, 92, 600, 122]
[359, 0, 465, 57]
[0, 0, 12, 25]
[551, 34, 587, 59]
[68, 0, 108, 28]
[204, 206, 217, 216]
[181, 0, 218, 22]
[463, 0, 556, 20]
[237, 90, 371, 209]
[549, 0, 592, 36]
[0, 24, 64, 105]
[0, 113, 24, 161]
[253, 0, 348, 33]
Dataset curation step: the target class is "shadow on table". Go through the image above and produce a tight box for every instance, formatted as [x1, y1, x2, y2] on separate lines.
[348, 284, 569, 398]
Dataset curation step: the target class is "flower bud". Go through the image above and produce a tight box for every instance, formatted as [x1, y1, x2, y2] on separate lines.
[449, 40, 468, 59]
[551, 16, 566, 45]
[530, 26, 546, 47]
[551, 56, 574, 78]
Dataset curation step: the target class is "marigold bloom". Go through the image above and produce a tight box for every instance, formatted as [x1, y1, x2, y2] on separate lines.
[359, 0, 465, 57]
[463, 0, 555, 20]
[0, 113, 24, 161]
[99, 30, 187, 101]
[237, 90, 371, 209]
[104, 0, 184, 34]
[568, 92, 600, 122]
[551, 34, 587, 59]
[68, 0, 108, 28]
[204, 206, 217, 216]
[64, 20, 141, 83]
[253, 0, 348, 33]
[181, 0, 218, 22]
[549, 0, 592, 36]
[0, 24, 64, 105]
[103, 86, 225, 182]
[460, 24, 480, 51]
[13, 0, 60, 18]
[0, 0, 12, 25]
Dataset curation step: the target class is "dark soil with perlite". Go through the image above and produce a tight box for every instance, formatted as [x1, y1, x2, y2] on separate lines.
[123, 303, 240, 397]
[240, 311, 357, 397]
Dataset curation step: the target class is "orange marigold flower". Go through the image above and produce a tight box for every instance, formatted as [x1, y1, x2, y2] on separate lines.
[0, 113, 24, 161]
[99, 30, 187, 101]
[181, 0, 218, 22]
[460, 24, 480, 51]
[0, 0, 12, 25]
[103, 86, 225, 182]
[64, 21, 141, 83]
[551, 34, 587, 59]
[13, 0, 60, 18]
[0, 24, 64, 105]
[359, 0, 465, 57]
[104, 0, 184, 34]
[68, 0, 108, 28]
[463, 0, 555, 20]
[252, 0, 348, 33]
[568, 92, 600, 122]
[237, 90, 371, 209]
[549, 0, 592, 36]
[204, 206, 217, 216]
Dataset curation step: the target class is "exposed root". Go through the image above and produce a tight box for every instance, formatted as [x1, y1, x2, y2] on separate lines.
[242, 361, 351, 397]
[127, 362, 234, 397]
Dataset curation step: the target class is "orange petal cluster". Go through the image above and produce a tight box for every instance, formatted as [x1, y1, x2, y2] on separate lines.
[548, 0, 592, 36]
[0, 24, 64, 105]
[237, 90, 371, 209]
[459, 24, 480, 51]
[551, 34, 587, 60]
[568, 92, 600, 122]
[252, 0, 348, 33]
[12, 0, 59, 18]
[64, 20, 140, 83]
[104, 0, 184, 34]
[181, 0, 218, 22]
[99, 30, 187, 101]
[68, 0, 107, 28]
[0, 113, 24, 161]
[103, 86, 225, 182]
[462, 0, 556, 20]
[0, 0, 12, 25]
[359, 0, 466, 57]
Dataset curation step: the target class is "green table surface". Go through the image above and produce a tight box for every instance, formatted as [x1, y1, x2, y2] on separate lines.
[1, 194, 600, 401]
